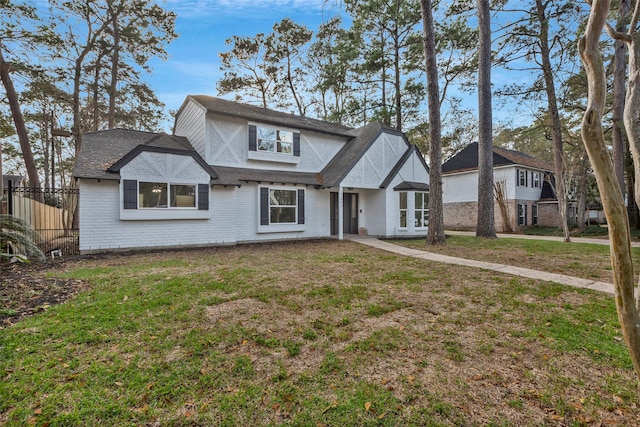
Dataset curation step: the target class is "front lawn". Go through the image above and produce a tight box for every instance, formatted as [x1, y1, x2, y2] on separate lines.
[1, 240, 638, 425]
[391, 235, 640, 283]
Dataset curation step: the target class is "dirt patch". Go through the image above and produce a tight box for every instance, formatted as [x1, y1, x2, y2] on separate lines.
[1, 260, 89, 327]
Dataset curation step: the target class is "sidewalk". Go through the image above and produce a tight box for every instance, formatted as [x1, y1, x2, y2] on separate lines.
[445, 229, 640, 248]
[348, 234, 616, 295]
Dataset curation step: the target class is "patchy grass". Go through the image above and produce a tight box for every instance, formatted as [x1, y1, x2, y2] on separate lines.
[1, 240, 639, 426]
[391, 235, 640, 283]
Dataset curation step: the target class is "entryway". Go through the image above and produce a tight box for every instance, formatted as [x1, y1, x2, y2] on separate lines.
[330, 192, 359, 235]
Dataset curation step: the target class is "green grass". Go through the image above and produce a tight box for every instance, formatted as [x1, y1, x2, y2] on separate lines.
[1, 240, 638, 426]
[390, 234, 640, 282]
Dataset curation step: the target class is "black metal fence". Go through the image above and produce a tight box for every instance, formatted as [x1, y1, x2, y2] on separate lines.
[2, 185, 80, 257]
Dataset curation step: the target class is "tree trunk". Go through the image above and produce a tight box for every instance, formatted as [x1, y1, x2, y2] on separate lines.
[476, 0, 496, 238]
[108, 6, 120, 129]
[580, 0, 640, 388]
[0, 45, 43, 201]
[613, 0, 630, 197]
[420, 0, 445, 245]
[535, 0, 570, 242]
[394, 26, 402, 132]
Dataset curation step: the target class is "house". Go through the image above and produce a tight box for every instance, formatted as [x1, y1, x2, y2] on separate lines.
[72, 95, 430, 253]
[2, 174, 25, 190]
[441, 142, 558, 232]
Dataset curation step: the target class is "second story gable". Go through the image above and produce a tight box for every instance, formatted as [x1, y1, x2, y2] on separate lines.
[174, 95, 353, 172]
[442, 142, 553, 203]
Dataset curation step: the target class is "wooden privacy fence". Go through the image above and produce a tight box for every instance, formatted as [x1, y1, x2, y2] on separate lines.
[2, 185, 79, 256]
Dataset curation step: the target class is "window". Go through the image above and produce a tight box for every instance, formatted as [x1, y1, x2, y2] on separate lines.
[123, 180, 208, 211]
[517, 203, 527, 226]
[517, 169, 527, 187]
[399, 192, 407, 228]
[532, 204, 539, 225]
[269, 189, 297, 223]
[260, 187, 305, 225]
[258, 127, 293, 154]
[138, 182, 196, 208]
[532, 172, 541, 188]
[414, 192, 429, 228]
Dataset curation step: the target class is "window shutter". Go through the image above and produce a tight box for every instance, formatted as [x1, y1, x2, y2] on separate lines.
[516, 169, 519, 186]
[198, 184, 209, 210]
[297, 189, 305, 224]
[123, 180, 137, 209]
[293, 132, 300, 157]
[260, 187, 269, 225]
[248, 125, 257, 151]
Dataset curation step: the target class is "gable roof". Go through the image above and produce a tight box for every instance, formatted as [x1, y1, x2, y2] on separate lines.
[318, 122, 411, 188]
[442, 142, 553, 174]
[73, 129, 214, 181]
[380, 145, 429, 189]
[180, 95, 354, 138]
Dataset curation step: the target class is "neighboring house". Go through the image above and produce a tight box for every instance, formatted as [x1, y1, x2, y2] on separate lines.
[2, 174, 25, 190]
[73, 95, 430, 253]
[442, 142, 558, 232]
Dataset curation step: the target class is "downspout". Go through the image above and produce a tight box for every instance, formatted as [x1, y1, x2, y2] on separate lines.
[338, 186, 344, 240]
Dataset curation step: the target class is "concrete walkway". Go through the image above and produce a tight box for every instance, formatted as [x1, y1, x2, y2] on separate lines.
[348, 235, 616, 295]
[445, 229, 640, 248]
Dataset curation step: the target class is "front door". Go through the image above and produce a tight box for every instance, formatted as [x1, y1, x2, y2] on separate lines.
[330, 192, 359, 235]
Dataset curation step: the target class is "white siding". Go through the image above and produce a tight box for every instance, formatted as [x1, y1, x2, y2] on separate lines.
[205, 113, 346, 171]
[174, 98, 207, 159]
[382, 151, 430, 238]
[341, 132, 408, 189]
[78, 180, 237, 252]
[234, 184, 330, 243]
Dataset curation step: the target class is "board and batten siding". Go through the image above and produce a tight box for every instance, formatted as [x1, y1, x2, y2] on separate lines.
[173, 98, 207, 160]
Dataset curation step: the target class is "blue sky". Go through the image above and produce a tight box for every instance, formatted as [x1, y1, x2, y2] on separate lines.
[149, 0, 345, 131]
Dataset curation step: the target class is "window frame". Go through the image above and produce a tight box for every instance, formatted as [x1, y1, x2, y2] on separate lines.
[138, 181, 198, 209]
[517, 169, 527, 187]
[258, 186, 305, 232]
[399, 192, 408, 228]
[532, 172, 541, 188]
[532, 204, 539, 225]
[414, 192, 429, 228]
[517, 203, 527, 226]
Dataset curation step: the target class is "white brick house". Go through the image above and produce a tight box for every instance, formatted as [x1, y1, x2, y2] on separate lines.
[441, 142, 558, 232]
[73, 96, 430, 252]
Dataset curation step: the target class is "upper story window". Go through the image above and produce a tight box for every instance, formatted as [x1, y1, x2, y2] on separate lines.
[517, 169, 527, 187]
[258, 127, 293, 154]
[249, 125, 300, 161]
[532, 172, 541, 188]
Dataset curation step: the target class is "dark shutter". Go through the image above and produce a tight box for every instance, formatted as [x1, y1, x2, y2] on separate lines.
[260, 187, 269, 225]
[198, 184, 209, 210]
[249, 125, 257, 151]
[293, 132, 300, 157]
[123, 180, 137, 209]
[297, 189, 305, 224]
[516, 169, 519, 186]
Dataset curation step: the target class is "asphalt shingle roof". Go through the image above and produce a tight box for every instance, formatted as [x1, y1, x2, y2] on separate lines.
[73, 129, 200, 180]
[184, 95, 354, 138]
[442, 142, 553, 174]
